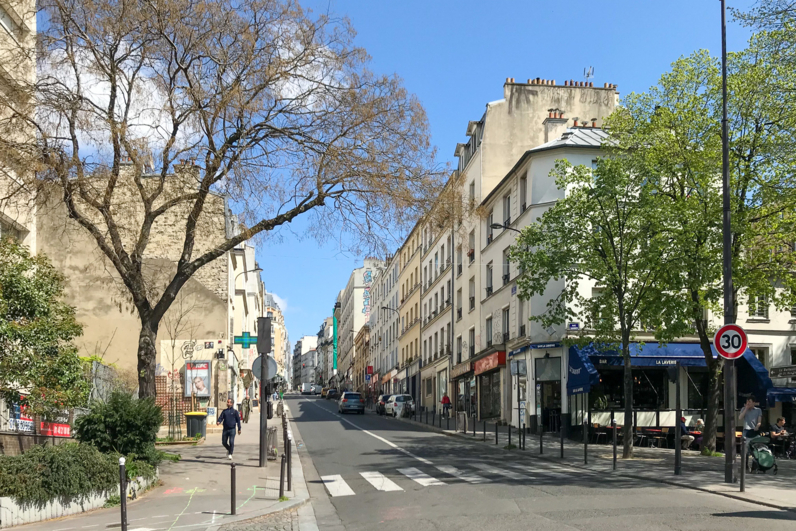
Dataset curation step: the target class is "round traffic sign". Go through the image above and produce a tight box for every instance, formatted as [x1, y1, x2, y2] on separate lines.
[714, 324, 748, 359]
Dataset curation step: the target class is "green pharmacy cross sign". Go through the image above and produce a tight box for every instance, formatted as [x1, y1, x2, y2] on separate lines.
[234, 332, 257, 349]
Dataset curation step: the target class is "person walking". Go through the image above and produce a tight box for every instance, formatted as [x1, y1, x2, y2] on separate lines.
[441, 393, 451, 419]
[241, 395, 251, 424]
[217, 398, 242, 460]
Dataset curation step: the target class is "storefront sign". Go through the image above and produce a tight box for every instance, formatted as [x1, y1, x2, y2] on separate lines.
[451, 361, 474, 379]
[474, 351, 506, 375]
[381, 373, 391, 384]
[568, 323, 580, 331]
[366, 365, 373, 375]
[769, 366, 796, 379]
[529, 342, 562, 349]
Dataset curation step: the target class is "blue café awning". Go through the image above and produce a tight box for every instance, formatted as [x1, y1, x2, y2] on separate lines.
[567, 345, 600, 395]
[586, 342, 773, 403]
[767, 387, 796, 407]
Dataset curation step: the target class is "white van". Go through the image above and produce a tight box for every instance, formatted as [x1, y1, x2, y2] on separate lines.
[300, 383, 313, 395]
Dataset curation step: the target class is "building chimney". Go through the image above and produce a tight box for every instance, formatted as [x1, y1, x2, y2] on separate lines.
[573, 117, 579, 127]
[592, 118, 597, 128]
[544, 110, 568, 142]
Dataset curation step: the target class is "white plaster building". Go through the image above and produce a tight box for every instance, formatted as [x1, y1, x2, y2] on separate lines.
[369, 254, 400, 394]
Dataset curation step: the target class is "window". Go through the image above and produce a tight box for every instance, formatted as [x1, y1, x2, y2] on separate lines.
[791, 346, 796, 382]
[469, 328, 475, 357]
[749, 294, 769, 319]
[502, 307, 509, 340]
[469, 182, 475, 207]
[520, 175, 527, 212]
[434, 253, 439, 276]
[0, 219, 22, 241]
[751, 347, 768, 368]
[486, 263, 493, 296]
[486, 318, 493, 347]
[456, 336, 462, 364]
[518, 299, 526, 336]
[503, 194, 511, 226]
[0, 5, 21, 38]
[468, 230, 476, 263]
[502, 248, 510, 285]
[487, 211, 494, 243]
[469, 277, 475, 310]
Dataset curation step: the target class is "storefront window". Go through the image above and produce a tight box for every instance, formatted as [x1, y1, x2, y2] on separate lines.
[590, 369, 669, 410]
[479, 372, 501, 418]
[438, 369, 448, 405]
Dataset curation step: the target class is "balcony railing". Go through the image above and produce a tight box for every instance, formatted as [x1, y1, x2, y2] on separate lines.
[519, 324, 526, 336]
[485, 286, 493, 297]
[468, 250, 475, 263]
[457, 308, 462, 320]
[502, 273, 510, 285]
[469, 296, 475, 310]
[487, 234, 493, 245]
[521, 202, 527, 213]
[469, 345, 475, 356]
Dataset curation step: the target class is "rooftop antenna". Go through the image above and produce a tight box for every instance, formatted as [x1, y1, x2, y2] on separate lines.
[584, 66, 594, 81]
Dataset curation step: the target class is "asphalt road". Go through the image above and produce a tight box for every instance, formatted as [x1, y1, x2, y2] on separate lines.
[288, 394, 796, 531]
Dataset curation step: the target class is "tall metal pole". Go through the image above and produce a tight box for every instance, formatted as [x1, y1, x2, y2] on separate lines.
[674, 362, 682, 475]
[720, 0, 736, 485]
[259, 363, 267, 467]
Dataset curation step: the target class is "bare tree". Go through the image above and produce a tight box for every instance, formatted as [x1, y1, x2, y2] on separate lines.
[0, 0, 441, 397]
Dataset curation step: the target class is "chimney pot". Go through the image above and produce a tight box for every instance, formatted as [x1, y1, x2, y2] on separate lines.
[564, 80, 568, 86]
[506, 77, 511, 83]
[573, 117, 579, 127]
[551, 80, 555, 85]
[528, 79, 533, 84]
[592, 118, 597, 127]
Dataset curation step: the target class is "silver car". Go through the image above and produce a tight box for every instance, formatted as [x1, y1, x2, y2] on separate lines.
[338, 392, 365, 414]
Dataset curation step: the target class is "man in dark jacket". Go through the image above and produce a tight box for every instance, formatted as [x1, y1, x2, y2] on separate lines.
[217, 398, 242, 459]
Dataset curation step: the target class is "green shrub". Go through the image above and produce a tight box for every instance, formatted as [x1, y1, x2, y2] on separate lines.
[0, 443, 118, 506]
[73, 391, 163, 457]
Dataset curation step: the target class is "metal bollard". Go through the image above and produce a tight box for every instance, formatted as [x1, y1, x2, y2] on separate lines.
[119, 457, 128, 531]
[483, 420, 486, 441]
[231, 463, 237, 515]
[540, 429, 544, 454]
[495, 423, 498, 445]
[447, 415, 450, 431]
[287, 434, 292, 492]
[426, 410, 428, 424]
[509, 424, 512, 447]
[560, 423, 564, 459]
[612, 419, 617, 470]
[583, 420, 588, 465]
[279, 454, 286, 499]
[740, 436, 746, 493]
[523, 423, 526, 450]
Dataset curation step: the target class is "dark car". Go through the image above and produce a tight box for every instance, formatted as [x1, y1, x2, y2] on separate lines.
[376, 394, 392, 416]
[338, 392, 365, 414]
[326, 389, 338, 400]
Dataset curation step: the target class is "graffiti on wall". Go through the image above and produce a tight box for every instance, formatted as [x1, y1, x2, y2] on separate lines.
[362, 270, 373, 320]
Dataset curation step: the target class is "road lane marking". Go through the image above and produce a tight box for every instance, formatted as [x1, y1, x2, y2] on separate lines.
[360, 471, 404, 491]
[435, 465, 489, 484]
[303, 399, 433, 465]
[510, 463, 569, 479]
[397, 467, 446, 486]
[321, 474, 356, 497]
[471, 463, 526, 480]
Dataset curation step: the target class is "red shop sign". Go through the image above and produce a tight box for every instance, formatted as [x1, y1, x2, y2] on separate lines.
[474, 351, 506, 376]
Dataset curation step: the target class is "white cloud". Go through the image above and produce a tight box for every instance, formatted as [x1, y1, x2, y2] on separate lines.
[271, 292, 289, 314]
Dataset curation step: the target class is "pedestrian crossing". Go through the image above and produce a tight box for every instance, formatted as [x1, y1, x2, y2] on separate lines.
[320, 460, 584, 498]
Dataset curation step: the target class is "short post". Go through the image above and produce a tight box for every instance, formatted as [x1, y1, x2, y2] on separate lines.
[740, 436, 746, 493]
[560, 421, 565, 459]
[447, 415, 450, 431]
[230, 462, 237, 515]
[433, 411, 436, 427]
[674, 361, 682, 476]
[540, 428, 544, 454]
[119, 457, 128, 531]
[583, 420, 588, 465]
[495, 423, 499, 445]
[523, 423, 526, 450]
[483, 420, 486, 441]
[612, 419, 617, 471]
[279, 454, 286, 499]
[426, 410, 428, 424]
[508, 424, 512, 447]
[287, 434, 292, 492]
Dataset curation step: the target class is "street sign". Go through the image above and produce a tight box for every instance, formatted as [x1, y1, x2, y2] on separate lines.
[714, 324, 748, 360]
[366, 365, 373, 375]
[252, 355, 278, 380]
[365, 374, 371, 382]
[234, 332, 257, 349]
[769, 365, 796, 379]
[510, 359, 527, 376]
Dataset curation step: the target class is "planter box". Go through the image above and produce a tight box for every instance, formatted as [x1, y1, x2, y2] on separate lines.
[0, 472, 157, 528]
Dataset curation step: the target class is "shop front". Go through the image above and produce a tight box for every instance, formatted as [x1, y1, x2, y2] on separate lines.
[420, 363, 436, 412]
[452, 361, 476, 421]
[381, 372, 391, 394]
[474, 351, 506, 420]
[408, 358, 421, 403]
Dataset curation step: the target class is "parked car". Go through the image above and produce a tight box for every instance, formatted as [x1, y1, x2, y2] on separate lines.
[326, 389, 338, 400]
[312, 384, 322, 395]
[376, 394, 392, 415]
[338, 392, 365, 414]
[321, 387, 330, 398]
[385, 394, 414, 418]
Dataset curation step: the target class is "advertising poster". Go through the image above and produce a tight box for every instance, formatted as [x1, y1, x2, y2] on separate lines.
[185, 361, 211, 397]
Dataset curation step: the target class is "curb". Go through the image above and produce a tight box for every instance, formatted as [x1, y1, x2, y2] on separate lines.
[396, 416, 796, 513]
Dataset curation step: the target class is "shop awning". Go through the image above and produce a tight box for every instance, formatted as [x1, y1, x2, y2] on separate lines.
[567, 345, 600, 395]
[767, 387, 796, 407]
[587, 342, 773, 402]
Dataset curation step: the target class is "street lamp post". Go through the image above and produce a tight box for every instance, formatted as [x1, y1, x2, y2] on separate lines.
[491, 223, 522, 234]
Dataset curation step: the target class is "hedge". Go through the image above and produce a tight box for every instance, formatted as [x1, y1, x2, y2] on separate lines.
[0, 443, 157, 507]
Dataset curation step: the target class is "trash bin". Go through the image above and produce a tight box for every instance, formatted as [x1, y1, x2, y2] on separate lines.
[184, 411, 208, 439]
[267, 426, 278, 460]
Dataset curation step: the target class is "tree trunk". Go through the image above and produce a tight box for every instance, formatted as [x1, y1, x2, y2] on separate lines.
[622, 337, 633, 459]
[702, 360, 722, 453]
[137, 320, 159, 399]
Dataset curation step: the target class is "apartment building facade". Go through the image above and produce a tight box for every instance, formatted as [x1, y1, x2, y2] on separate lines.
[369, 254, 400, 394]
[396, 225, 423, 396]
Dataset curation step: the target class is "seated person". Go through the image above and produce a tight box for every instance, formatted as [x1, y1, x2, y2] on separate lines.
[680, 416, 695, 450]
[693, 418, 704, 449]
[770, 417, 789, 439]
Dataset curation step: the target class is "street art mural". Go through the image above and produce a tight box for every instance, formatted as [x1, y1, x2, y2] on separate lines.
[362, 270, 373, 319]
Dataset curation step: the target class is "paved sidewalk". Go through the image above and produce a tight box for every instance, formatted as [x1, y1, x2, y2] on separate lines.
[392, 413, 796, 513]
[18, 402, 308, 531]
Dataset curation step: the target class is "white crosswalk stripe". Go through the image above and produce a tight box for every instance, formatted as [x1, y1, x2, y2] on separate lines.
[436, 465, 489, 484]
[471, 463, 526, 480]
[397, 467, 446, 486]
[360, 471, 404, 491]
[510, 464, 569, 479]
[321, 474, 355, 497]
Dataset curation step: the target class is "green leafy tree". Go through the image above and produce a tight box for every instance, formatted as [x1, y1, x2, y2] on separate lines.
[73, 391, 163, 457]
[509, 157, 687, 458]
[606, 39, 796, 451]
[0, 238, 88, 416]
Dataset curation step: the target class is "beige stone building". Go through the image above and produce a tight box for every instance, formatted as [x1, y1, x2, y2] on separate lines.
[265, 292, 289, 383]
[396, 224, 422, 396]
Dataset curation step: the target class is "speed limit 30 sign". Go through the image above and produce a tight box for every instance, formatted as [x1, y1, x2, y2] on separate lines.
[714, 324, 748, 359]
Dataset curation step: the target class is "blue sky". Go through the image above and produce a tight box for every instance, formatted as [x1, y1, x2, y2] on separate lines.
[259, 0, 757, 344]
